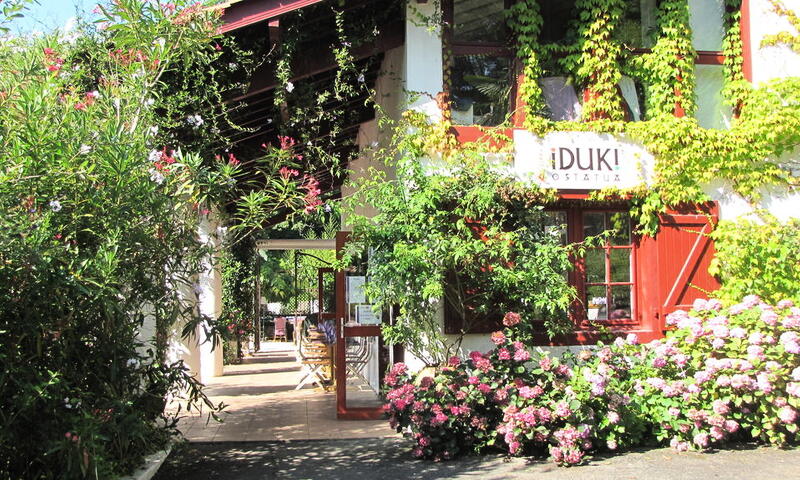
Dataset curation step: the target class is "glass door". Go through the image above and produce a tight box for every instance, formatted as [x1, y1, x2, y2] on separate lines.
[335, 232, 388, 419]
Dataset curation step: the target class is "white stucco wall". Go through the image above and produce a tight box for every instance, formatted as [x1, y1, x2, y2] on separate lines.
[404, 1, 443, 121]
[164, 214, 225, 383]
[749, 0, 800, 86]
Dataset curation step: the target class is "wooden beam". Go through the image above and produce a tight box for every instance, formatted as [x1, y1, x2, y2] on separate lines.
[218, 0, 326, 33]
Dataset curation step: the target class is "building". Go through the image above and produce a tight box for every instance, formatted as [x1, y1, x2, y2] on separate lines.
[177, 0, 800, 419]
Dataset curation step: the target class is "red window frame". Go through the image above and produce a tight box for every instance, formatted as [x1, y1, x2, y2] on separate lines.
[442, 0, 744, 128]
[442, 0, 518, 126]
[561, 208, 638, 329]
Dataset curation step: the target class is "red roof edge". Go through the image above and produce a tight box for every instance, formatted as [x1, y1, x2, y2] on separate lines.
[218, 0, 326, 33]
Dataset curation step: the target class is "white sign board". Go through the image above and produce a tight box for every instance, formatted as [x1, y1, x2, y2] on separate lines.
[513, 130, 653, 190]
[356, 304, 381, 325]
[347, 276, 366, 304]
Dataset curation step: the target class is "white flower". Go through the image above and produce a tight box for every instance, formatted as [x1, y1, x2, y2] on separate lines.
[149, 168, 165, 185]
[64, 398, 72, 408]
[149, 126, 159, 135]
[49, 200, 62, 212]
[145, 98, 155, 106]
[186, 114, 204, 128]
[78, 144, 92, 155]
[228, 62, 238, 70]
[154, 37, 165, 48]
[126, 358, 139, 368]
[285, 81, 294, 93]
[148, 150, 162, 163]
[357, 73, 365, 83]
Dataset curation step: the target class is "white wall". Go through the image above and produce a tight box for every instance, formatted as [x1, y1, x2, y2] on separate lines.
[749, 0, 800, 86]
[165, 214, 225, 383]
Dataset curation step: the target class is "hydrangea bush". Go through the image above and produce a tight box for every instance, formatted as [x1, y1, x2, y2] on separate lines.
[384, 296, 800, 466]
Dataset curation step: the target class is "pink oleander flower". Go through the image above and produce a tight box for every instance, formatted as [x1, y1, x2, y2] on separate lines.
[491, 331, 506, 345]
[778, 406, 797, 424]
[503, 312, 521, 327]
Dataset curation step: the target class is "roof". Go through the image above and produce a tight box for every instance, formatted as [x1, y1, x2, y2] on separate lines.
[215, 0, 328, 33]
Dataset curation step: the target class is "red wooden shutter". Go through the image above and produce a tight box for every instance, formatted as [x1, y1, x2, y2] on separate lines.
[655, 203, 720, 329]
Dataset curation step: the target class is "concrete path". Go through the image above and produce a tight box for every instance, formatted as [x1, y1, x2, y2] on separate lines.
[172, 342, 396, 442]
[154, 438, 800, 480]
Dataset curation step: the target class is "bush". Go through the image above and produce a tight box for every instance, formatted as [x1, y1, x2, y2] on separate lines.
[385, 296, 800, 466]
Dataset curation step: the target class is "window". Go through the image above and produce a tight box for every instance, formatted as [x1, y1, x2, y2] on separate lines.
[545, 208, 635, 325]
[445, 0, 513, 126]
[444, 0, 736, 128]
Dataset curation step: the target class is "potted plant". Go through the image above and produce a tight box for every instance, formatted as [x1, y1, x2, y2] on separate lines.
[587, 296, 607, 320]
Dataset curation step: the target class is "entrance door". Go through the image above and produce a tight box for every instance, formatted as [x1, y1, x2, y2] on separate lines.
[334, 232, 387, 419]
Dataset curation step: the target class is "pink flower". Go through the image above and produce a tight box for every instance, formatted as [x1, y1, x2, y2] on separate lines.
[724, 419, 739, 433]
[652, 356, 667, 368]
[607, 411, 620, 424]
[711, 338, 725, 349]
[777, 299, 795, 309]
[761, 310, 779, 326]
[513, 348, 530, 362]
[693, 433, 709, 448]
[710, 426, 725, 440]
[778, 406, 797, 424]
[478, 383, 491, 394]
[490, 331, 506, 345]
[74, 102, 87, 111]
[448, 356, 461, 367]
[712, 400, 730, 415]
[626, 333, 639, 345]
[519, 385, 543, 399]
[693, 298, 708, 311]
[503, 312, 521, 327]
[498, 348, 511, 360]
[729, 327, 747, 338]
[539, 356, 552, 371]
[468, 376, 479, 385]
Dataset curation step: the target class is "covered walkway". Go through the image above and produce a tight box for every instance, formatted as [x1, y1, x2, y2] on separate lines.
[175, 342, 396, 442]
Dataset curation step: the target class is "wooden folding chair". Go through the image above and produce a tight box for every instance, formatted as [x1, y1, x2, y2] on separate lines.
[295, 328, 332, 390]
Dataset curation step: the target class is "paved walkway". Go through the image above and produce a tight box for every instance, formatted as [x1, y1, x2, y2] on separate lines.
[172, 342, 396, 442]
[154, 438, 800, 480]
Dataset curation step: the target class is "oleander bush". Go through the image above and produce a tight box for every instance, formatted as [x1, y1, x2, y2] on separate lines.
[385, 296, 800, 466]
[0, 2, 310, 478]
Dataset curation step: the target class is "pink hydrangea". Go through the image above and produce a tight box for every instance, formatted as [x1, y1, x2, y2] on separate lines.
[498, 348, 511, 360]
[761, 310, 779, 326]
[514, 347, 531, 362]
[693, 432, 710, 448]
[503, 312, 521, 327]
[491, 331, 507, 345]
[777, 299, 795, 309]
[607, 411, 621, 424]
[519, 385, 544, 399]
[778, 406, 797, 424]
[729, 327, 747, 338]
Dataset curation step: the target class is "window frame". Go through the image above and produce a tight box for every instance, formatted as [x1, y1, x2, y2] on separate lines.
[442, 0, 518, 127]
[442, 0, 738, 127]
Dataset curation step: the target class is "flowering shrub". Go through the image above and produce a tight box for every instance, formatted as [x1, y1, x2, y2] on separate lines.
[386, 296, 800, 466]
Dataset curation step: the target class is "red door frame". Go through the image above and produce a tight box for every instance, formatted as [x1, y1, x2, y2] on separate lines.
[334, 231, 385, 420]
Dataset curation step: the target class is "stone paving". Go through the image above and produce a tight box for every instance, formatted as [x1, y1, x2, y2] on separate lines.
[155, 438, 800, 480]
[172, 342, 396, 443]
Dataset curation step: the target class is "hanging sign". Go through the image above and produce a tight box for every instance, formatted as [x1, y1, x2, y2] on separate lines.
[356, 304, 381, 325]
[513, 130, 654, 190]
[347, 276, 367, 304]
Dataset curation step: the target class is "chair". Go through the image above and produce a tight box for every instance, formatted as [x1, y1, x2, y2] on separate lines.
[273, 316, 287, 341]
[295, 326, 332, 390]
